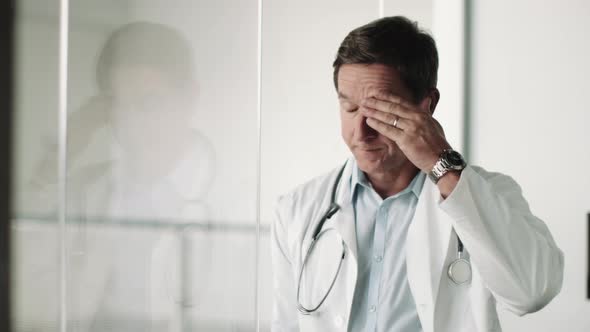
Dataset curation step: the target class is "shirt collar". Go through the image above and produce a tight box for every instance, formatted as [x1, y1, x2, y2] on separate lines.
[350, 159, 426, 200]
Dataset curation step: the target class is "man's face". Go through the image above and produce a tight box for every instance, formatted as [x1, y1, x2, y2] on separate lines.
[337, 63, 415, 175]
[109, 66, 195, 157]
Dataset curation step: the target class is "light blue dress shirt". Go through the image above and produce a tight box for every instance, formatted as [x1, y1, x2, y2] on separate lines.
[348, 160, 425, 332]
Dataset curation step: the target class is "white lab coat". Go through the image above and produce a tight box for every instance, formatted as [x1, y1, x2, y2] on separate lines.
[271, 158, 563, 332]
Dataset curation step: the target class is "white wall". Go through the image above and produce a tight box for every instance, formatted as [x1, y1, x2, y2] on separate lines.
[471, 0, 590, 331]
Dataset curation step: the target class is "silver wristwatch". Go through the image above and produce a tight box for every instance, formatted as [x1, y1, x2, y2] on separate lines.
[428, 149, 467, 184]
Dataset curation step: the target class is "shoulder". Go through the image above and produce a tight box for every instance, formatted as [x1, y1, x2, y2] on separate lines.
[273, 163, 347, 228]
[276, 165, 341, 210]
[271, 163, 348, 260]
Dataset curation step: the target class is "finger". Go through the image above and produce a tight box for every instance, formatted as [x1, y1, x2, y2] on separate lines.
[361, 97, 415, 119]
[373, 90, 413, 108]
[365, 117, 404, 141]
[361, 108, 409, 130]
[373, 90, 432, 116]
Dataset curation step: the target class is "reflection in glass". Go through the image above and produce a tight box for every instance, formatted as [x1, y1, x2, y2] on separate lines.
[25, 21, 215, 331]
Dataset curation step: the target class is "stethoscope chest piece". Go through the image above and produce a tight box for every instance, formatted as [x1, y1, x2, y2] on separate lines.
[447, 233, 471, 285]
[448, 258, 471, 285]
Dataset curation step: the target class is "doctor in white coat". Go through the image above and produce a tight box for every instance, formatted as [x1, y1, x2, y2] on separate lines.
[271, 16, 563, 332]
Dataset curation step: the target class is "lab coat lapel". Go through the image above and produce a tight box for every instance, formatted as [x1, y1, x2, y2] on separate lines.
[406, 177, 453, 329]
[327, 159, 358, 263]
[300, 159, 357, 329]
[329, 200, 358, 264]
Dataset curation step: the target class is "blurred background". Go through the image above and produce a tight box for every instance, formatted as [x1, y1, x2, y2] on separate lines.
[5, 0, 589, 331]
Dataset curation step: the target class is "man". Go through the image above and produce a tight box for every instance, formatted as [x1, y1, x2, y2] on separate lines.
[271, 16, 563, 332]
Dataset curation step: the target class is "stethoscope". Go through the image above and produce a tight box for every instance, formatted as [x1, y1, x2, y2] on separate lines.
[296, 163, 471, 315]
[296, 164, 346, 315]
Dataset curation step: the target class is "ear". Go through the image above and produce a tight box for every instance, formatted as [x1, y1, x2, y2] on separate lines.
[419, 88, 439, 114]
[428, 88, 440, 115]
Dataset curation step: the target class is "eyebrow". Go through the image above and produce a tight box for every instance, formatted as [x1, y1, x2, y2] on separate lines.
[337, 91, 350, 100]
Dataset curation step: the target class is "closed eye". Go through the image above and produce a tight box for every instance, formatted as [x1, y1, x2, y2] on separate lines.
[338, 95, 358, 113]
[339, 101, 358, 113]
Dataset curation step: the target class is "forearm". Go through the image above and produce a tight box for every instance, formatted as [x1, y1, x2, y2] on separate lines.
[439, 166, 564, 315]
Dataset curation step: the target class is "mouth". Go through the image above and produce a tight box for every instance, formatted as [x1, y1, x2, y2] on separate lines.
[357, 146, 383, 152]
[355, 147, 384, 159]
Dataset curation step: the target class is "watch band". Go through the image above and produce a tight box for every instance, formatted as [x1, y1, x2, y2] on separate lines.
[428, 157, 450, 184]
[428, 149, 466, 184]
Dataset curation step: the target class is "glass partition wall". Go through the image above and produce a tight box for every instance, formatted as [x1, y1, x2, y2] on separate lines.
[11, 1, 455, 331]
[14, 1, 259, 330]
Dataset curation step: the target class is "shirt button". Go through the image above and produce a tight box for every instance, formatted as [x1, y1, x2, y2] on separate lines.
[369, 305, 376, 313]
[374, 255, 383, 262]
[333, 315, 344, 327]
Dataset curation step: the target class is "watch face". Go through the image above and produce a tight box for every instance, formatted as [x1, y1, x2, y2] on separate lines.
[445, 150, 466, 168]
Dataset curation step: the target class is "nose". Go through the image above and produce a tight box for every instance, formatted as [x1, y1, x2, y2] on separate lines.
[355, 106, 378, 141]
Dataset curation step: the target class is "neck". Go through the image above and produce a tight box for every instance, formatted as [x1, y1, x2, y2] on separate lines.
[365, 162, 420, 199]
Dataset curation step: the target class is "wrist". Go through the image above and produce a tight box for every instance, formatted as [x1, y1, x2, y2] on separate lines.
[437, 170, 462, 199]
[422, 146, 450, 173]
